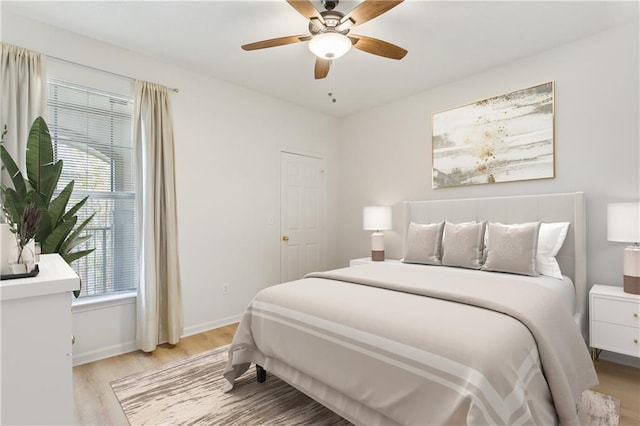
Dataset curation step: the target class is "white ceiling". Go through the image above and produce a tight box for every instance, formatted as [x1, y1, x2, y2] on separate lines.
[3, 1, 638, 117]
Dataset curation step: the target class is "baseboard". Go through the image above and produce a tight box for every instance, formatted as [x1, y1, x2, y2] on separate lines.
[182, 314, 243, 338]
[73, 340, 138, 366]
[72, 314, 242, 366]
[598, 350, 640, 369]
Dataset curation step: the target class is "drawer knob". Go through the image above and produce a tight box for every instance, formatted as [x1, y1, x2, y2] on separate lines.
[635, 339, 638, 344]
[634, 313, 638, 318]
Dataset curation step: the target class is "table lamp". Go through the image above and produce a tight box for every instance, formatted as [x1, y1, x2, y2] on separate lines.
[363, 206, 392, 261]
[607, 202, 640, 294]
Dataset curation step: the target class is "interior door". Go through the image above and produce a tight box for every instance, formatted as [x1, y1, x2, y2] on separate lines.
[280, 151, 325, 283]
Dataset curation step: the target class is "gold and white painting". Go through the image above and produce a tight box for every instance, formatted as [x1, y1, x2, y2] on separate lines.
[432, 81, 554, 188]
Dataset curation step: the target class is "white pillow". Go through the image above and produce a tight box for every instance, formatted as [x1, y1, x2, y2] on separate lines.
[536, 222, 570, 279]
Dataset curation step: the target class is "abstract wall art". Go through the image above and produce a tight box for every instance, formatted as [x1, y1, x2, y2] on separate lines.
[432, 81, 554, 188]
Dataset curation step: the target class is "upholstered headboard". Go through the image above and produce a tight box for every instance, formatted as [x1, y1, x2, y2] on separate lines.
[402, 192, 587, 339]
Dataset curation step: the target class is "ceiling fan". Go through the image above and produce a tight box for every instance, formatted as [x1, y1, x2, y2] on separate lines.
[241, 0, 408, 80]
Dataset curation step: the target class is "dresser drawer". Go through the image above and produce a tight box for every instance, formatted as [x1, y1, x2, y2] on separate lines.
[591, 321, 640, 357]
[591, 296, 640, 328]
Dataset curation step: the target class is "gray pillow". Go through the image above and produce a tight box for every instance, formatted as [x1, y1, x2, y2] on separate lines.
[441, 221, 486, 269]
[482, 222, 541, 276]
[403, 222, 444, 265]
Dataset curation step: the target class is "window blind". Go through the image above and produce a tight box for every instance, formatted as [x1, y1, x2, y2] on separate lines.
[47, 79, 137, 297]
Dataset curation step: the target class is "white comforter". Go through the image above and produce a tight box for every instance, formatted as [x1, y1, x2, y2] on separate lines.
[223, 263, 597, 425]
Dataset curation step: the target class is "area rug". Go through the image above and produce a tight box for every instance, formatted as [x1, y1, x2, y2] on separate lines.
[576, 388, 620, 426]
[111, 345, 619, 426]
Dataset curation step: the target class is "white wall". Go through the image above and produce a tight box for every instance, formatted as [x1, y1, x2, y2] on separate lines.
[2, 12, 341, 364]
[336, 22, 639, 290]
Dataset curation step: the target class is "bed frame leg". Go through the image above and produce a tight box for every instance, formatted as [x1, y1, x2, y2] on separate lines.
[256, 365, 267, 383]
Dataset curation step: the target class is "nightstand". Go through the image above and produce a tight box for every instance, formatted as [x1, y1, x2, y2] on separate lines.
[589, 284, 640, 360]
[349, 257, 402, 266]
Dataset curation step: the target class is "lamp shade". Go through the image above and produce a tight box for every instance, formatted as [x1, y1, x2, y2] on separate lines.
[363, 206, 392, 231]
[608, 202, 640, 243]
[308, 32, 352, 59]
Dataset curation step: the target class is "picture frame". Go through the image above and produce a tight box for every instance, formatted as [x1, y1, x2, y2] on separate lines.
[432, 81, 555, 189]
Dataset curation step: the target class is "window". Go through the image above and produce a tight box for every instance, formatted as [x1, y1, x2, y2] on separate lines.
[47, 79, 137, 297]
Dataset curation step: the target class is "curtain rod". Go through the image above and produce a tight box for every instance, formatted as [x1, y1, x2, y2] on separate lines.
[47, 55, 180, 93]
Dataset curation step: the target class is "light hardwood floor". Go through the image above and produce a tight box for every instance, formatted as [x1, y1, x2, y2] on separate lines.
[74, 323, 639, 425]
[73, 323, 238, 425]
[591, 358, 640, 426]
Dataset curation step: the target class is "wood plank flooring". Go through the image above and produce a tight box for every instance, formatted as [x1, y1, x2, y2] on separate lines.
[73, 323, 639, 425]
[73, 323, 238, 425]
[592, 358, 640, 426]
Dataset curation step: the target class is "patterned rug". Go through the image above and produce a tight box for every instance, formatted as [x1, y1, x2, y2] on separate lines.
[111, 345, 619, 426]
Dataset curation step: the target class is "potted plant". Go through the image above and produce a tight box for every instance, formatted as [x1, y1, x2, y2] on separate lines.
[1, 117, 95, 295]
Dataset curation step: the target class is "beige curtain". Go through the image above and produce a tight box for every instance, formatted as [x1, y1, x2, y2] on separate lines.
[134, 80, 183, 352]
[0, 43, 46, 173]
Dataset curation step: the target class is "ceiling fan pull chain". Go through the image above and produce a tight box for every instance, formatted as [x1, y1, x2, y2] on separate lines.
[328, 60, 337, 103]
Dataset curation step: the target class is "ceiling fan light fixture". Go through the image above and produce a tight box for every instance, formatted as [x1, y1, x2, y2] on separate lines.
[308, 32, 352, 59]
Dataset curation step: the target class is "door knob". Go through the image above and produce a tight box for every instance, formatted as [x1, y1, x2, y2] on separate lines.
[282, 235, 289, 241]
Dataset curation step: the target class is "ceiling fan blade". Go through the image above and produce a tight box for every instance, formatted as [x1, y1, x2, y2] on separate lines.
[314, 58, 331, 79]
[242, 35, 311, 51]
[342, 0, 403, 27]
[286, 0, 325, 24]
[349, 34, 407, 60]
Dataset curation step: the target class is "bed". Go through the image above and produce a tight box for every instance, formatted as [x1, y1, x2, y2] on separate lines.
[223, 193, 597, 425]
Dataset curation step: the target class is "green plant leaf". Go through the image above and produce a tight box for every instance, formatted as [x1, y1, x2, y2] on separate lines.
[25, 117, 62, 209]
[35, 209, 52, 245]
[63, 248, 95, 264]
[33, 160, 62, 208]
[26, 117, 55, 196]
[0, 144, 27, 197]
[44, 160, 63, 204]
[63, 196, 88, 221]
[2, 188, 28, 226]
[59, 213, 95, 255]
[42, 216, 77, 253]
[49, 180, 74, 227]
[61, 233, 93, 254]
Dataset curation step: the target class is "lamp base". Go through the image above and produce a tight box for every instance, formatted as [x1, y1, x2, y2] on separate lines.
[623, 245, 640, 294]
[623, 275, 640, 295]
[371, 231, 385, 261]
[371, 250, 385, 261]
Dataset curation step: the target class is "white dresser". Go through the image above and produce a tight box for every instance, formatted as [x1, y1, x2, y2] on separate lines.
[589, 284, 640, 359]
[0, 254, 80, 425]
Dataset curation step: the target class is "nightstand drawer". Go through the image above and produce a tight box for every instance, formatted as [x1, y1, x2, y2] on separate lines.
[591, 321, 640, 357]
[592, 297, 640, 328]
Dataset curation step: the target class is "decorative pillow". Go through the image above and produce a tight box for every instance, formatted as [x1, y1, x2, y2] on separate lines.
[482, 222, 541, 276]
[536, 222, 570, 279]
[403, 222, 445, 265]
[441, 221, 486, 270]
